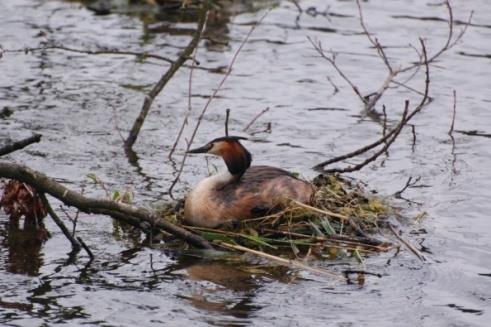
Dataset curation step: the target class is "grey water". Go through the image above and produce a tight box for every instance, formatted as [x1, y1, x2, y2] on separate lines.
[0, 0, 490, 326]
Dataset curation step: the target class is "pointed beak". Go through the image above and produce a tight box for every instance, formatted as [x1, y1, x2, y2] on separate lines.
[186, 144, 210, 154]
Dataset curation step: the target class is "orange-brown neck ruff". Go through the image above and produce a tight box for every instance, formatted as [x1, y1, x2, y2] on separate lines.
[219, 140, 251, 179]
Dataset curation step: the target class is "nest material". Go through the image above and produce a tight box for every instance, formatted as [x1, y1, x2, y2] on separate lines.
[159, 174, 393, 259]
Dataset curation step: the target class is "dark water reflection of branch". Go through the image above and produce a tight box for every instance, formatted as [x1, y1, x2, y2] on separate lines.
[0, 219, 44, 276]
[124, 146, 156, 191]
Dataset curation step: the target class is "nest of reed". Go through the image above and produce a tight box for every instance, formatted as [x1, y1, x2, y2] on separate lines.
[159, 174, 394, 260]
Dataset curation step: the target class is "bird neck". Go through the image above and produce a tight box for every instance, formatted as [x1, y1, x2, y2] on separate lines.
[221, 142, 252, 180]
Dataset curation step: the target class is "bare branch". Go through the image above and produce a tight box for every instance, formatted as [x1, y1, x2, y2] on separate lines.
[411, 124, 417, 152]
[77, 236, 94, 262]
[243, 107, 270, 132]
[168, 37, 201, 159]
[355, 0, 393, 73]
[0, 134, 42, 157]
[225, 108, 231, 136]
[448, 90, 457, 136]
[124, 0, 209, 151]
[308, 37, 367, 104]
[0, 162, 212, 249]
[321, 101, 409, 174]
[40, 193, 82, 253]
[399, 0, 472, 74]
[313, 38, 430, 172]
[289, 0, 303, 14]
[394, 176, 422, 199]
[311, 0, 469, 117]
[388, 224, 426, 261]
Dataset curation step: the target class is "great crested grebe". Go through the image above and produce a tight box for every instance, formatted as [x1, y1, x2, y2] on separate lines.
[184, 136, 314, 228]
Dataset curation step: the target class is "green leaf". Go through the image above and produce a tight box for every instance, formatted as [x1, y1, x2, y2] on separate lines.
[241, 234, 277, 249]
[320, 218, 336, 236]
[200, 232, 235, 244]
[87, 173, 98, 183]
[310, 221, 325, 237]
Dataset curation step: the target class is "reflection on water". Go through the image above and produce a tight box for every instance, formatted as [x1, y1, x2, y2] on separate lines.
[75, 0, 279, 50]
[1, 217, 44, 276]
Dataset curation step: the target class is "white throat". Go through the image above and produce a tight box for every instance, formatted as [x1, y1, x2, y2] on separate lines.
[207, 169, 235, 188]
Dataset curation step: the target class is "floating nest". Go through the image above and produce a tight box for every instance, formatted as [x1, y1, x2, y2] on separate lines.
[158, 174, 395, 260]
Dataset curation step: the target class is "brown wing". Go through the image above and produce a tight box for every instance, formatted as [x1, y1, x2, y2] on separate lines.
[214, 166, 313, 219]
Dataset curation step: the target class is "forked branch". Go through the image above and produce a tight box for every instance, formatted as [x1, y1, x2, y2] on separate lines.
[311, 0, 470, 114]
[314, 39, 430, 172]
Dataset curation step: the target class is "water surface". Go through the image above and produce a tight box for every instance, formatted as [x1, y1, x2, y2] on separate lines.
[1, 0, 490, 326]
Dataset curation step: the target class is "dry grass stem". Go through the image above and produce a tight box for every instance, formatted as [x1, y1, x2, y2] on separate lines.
[388, 224, 426, 261]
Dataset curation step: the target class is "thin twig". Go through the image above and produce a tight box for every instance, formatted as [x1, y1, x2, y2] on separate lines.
[394, 176, 421, 199]
[381, 105, 389, 156]
[40, 193, 82, 253]
[355, 0, 393, 73]
[2, 45, 174, 64]
[216, 241, 344, 280]
[77, 237, 94, 262]
[168, 10, 270, 198]
[59, 205, 79, 237]
[325, 76, 340, 101]
[314, 38, 430, 172]
[168, 35, 201, 159]
[308, 37, 366, 105]
[388, 224, 426, 261]
[411, 124, 417, 152]
[399, 0, 472, 74]
[328, 102, 409, 173]
[0, 134, 41, 157]
[225, 108, 231, 136]
[243, 107, 270, 132]
[317, 102, 409, 173]
[289, 199, 350, 221]
[289, 0, 303, 13]
[448, 90, 457, 136]
[449, 90, 458, 175]
[124, 0, 209, 151]
[311, 0, 469, 117]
